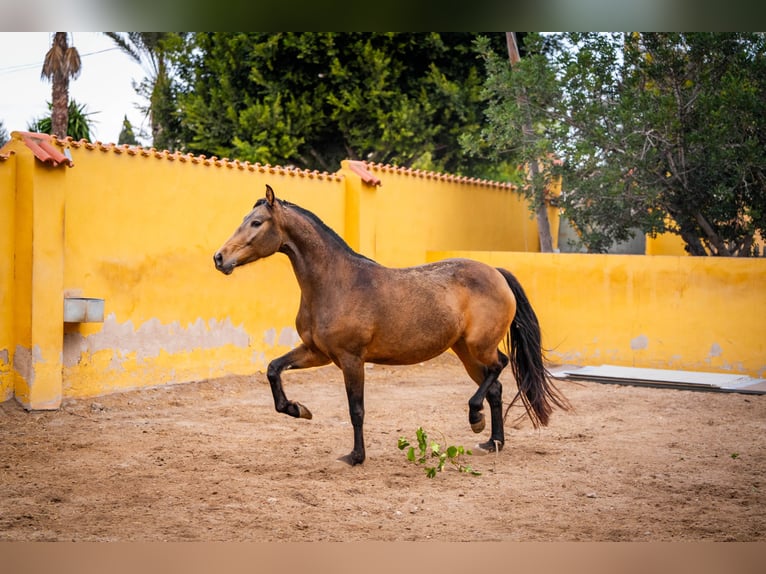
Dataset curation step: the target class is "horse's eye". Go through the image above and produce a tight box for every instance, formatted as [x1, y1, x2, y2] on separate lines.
[251, 220, 262, 228]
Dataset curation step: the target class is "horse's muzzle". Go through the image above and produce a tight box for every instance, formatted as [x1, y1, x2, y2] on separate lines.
[213, 251, 235, 275]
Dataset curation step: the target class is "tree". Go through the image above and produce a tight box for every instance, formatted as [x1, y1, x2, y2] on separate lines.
[468, 32, 766, 256]
[169, 32, 504, 175]
[0, 120, 8, 147]
[40, 32, 81, 138]
[506, 32, 554, 252]
[27, 99, 96, 142]
[462, 33, 563, 251]
[105, 32, 184, 151]
[118, 115, 139, 146]
[621, 33, 766, 256]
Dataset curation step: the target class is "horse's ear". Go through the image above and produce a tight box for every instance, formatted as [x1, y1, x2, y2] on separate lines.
[265, 184, 275, 207]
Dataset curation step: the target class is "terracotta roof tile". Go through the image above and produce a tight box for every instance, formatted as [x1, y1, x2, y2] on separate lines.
[346, 160, 382, 186]
[16, 135, 513, 190]
[15, 131, 74, 167]
[49, 138, 344, 181]
[359, 161, 517, 190]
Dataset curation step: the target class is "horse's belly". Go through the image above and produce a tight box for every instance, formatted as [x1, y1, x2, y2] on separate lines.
[365, 342, 452, 366]
[363, 308, 462, 365]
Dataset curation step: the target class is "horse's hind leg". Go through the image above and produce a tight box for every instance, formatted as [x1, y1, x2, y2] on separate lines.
[452, 341, 509, 451]
[469, 364, 506, 451]
[267, 344, 331, 420]
[481, 352, 509, 452]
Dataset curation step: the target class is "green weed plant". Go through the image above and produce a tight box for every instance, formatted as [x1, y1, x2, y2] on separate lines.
[398, 427, 480, 478]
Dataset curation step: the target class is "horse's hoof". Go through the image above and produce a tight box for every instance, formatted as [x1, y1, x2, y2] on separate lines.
[470, 415, 485, 433]
[472, 444, 489, 456]
[477, 439, 504, 453]
[295, 402, 313, 419]
[338, 451, 365, 466]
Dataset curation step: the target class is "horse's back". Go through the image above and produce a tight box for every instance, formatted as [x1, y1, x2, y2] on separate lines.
[416, 258, 516, 351]
[338, 258, 515, 364]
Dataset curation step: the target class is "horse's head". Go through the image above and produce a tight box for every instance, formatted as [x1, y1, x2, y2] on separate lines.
[214, 184, 284, 275]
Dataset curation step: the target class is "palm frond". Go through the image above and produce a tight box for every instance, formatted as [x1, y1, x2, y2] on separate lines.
[40, 42, 64, 80]
[40, 33, 81, 81]
[64, 47, 82, 79]
[104, 32, 142, 63]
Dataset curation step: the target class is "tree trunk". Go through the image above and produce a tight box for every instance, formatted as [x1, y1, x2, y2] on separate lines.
[693, 211, 731, 256]
[51, 76, 69, 138]
[506, 32, 554, 252]
[50, 32, 70, 138]
[527, 158, 555, 252]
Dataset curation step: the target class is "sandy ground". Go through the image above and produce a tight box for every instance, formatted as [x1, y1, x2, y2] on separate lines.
[1, 353, 764, 542]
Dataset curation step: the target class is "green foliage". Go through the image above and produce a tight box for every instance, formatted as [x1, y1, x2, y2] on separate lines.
[105, 32, 185, 151]
[467, 32, 766, 256]
[398, 427, 480, 478]
[168, 32, 504, 175]
[117, 115, 139, 146]
[27, 99, 96, 142]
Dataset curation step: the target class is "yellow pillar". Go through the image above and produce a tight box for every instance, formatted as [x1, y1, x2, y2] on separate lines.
[11, 136, 66, 410]
[340, 160, 380, 259]
[0, 148, 16, 402]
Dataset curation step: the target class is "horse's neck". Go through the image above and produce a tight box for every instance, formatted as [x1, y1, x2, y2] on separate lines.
[280, 212, 354, 292]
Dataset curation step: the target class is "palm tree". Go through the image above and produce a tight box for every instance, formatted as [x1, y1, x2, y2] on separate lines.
[105, 33, 178, 150]
[40, 32, 82, 138]
[27, 99, 96, 142]
[0, 120, 9, 147]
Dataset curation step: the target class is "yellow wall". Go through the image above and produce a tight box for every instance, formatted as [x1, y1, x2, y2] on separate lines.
[3, 129, 762, 408]
[646, 230, 688, 256]
[59, 144, 349, 399]
[346, 162, 542, 267]
[2, 134, 543, 406]
[0, 151, 15, 401]
[429, 251, 766, 378]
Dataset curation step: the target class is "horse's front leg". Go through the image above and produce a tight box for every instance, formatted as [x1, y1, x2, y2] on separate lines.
[267, 344, 330, 419]
[338, 355, 366, 466]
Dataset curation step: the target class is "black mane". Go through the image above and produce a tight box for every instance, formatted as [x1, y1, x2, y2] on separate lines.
[256, 197, 374, 262]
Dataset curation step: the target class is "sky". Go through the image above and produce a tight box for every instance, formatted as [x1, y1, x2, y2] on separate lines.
[0, 32, 149, 145]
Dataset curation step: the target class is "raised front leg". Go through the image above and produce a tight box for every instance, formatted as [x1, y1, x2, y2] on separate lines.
[267, 344, 331, 419]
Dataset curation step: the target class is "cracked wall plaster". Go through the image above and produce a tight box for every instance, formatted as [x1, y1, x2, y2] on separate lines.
[63, 313, 251, 367]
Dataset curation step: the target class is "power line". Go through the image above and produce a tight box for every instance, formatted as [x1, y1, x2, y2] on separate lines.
[0, 47, 122, 76]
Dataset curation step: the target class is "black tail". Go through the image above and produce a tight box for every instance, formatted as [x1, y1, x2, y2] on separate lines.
[496, 267, 570, 427]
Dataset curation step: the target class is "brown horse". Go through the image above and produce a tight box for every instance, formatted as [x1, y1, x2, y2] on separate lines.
[214, 184, 569, 465]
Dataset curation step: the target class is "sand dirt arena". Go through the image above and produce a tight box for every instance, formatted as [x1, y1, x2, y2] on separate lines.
[2, 353, 764, 542]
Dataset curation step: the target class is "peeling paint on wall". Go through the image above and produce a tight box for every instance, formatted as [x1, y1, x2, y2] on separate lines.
[278, 327, 301, 348]
[630, 335, 649, 351]
[13, 345, 43, 385]
[261, 327, 301, 350]
[251, 350, 266, 367]
[0, 348, 12, 401]
[709, 343, 723, 357]
[63, 313, 251, 368]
